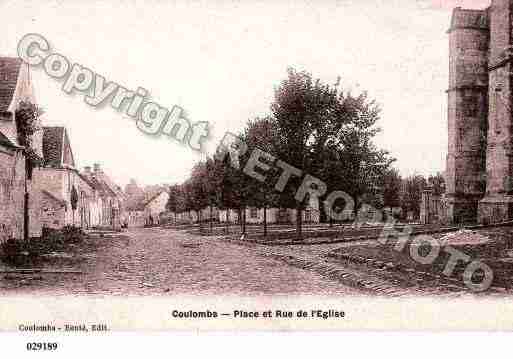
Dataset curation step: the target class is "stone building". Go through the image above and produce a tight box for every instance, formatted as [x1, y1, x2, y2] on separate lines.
[0, 132, 26, 241]
[37, 126, 95, 229]
[144, 191, 170, 226]
[444, 1, 513, 224]
[36, 127, 126, 230]
[124, 178, 144, 199]
[81, 164, 125, 230]
[127, 190, 169, 227]
[0, 57, 43, 239]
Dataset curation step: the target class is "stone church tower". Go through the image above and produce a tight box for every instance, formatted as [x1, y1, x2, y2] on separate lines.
[445, 6, 489, 223]
[478, 0, 513, 223]
[444, 1, 513, 224]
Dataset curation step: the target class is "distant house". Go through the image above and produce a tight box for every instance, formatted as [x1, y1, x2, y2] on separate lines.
[217, 208, 239, 224]
[172, 210, 198, 224]
[124, 179, 145, 227]
[143, 191, 169, 226]
[217, 197, 321, 225]
[37, 126, 95, 229]
[126, 199, 146, 228]
[81, 164, 125, 230]
[126, 190, 169, 227]
[0, 57, 43, 240]
[79, 171, 105, 228]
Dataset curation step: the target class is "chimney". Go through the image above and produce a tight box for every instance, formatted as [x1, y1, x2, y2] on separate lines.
[94, 163, 101, 172]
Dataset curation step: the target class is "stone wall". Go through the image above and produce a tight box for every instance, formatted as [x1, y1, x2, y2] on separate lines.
[28, 175, 42, 238]
[445, 7, 489, 224]
[478, 0, 513, 224]
[0, 147, 25, 241]
[40, 193, 66, 229]
[35, 168, 98, 230]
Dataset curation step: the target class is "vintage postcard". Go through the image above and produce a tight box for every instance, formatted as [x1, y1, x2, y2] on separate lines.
[2, 0, 513, 347]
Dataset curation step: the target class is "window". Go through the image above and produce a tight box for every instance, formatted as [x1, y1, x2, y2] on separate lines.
[250, 207, 258, 219]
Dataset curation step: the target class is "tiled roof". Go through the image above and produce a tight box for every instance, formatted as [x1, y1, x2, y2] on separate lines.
[0, 130, 17, 149]
[99, 178, 118, 197]
[449, 7, 489, 32]
[82, 173, 118, 199]
[86, 176, 108, 195]
[143, 190, 167, 207]
[125, 189, 165, 212]
[42, 126, 65, 167]
[0, 57, 22, 113]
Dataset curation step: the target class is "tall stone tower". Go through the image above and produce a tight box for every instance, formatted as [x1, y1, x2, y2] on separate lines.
[478, 0, 513, 223]
[445, 7, 489, 223]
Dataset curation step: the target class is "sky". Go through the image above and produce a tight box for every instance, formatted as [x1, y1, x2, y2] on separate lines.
[0, 0, 492, 188]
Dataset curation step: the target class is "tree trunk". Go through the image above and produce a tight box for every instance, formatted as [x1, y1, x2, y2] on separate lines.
[263, 206, 267, 237]
[226, 210, 230, 234]
[352, 196, 359, 227]
[242, 206, 247, 235]
[24, 192, 29, 241]
[209, 205, 213, 234]
[198, 210, 203, 234]
[296, 205, 302, 240]
[238, 207, 243, 233]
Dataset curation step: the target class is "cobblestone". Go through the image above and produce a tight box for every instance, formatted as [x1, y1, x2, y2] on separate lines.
[0, 227, 365, 296]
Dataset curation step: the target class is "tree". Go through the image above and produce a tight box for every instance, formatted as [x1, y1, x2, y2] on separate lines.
[401, 174, 427, 221]
[205, 156, 223, 234]
[382, 168, 402, 209]
[215, 132, 254, 235]
[271, 68, 340, 239]
[15, 101, 43, 179]
[271, 68, 394, 237]
[428, 172, 445, 196]
[242, 117, 280, 237]
[175, 183, 191, 221]
[189, 162, 209, 229]
[166, 184, 181, 224]
[213, 145, 244, 234]
[321, 91, 395, 221]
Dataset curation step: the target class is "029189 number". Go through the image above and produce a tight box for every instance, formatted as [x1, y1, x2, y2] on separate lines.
[26, 342, 58, 351]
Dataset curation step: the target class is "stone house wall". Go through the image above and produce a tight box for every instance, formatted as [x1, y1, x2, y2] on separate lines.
[40, 193, 66, 229]
[27, 173, 42, 237]
[88, 194, 102, 228]
[35, 168, 96, 229]
[0, 147, 25, 242]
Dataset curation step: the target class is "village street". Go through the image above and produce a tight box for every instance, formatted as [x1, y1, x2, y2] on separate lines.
[0, 227, 365, 296]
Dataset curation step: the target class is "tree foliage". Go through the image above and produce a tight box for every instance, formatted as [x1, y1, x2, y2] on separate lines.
[166, 68, 399, 238]
[15, 101, 44, 178]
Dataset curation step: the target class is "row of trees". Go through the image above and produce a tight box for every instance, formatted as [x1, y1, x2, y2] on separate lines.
[166, 68, 441, 238]
[382, 170, 445, 221]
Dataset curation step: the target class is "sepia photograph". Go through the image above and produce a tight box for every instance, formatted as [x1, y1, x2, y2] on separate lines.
[2, 0, 513, 354]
